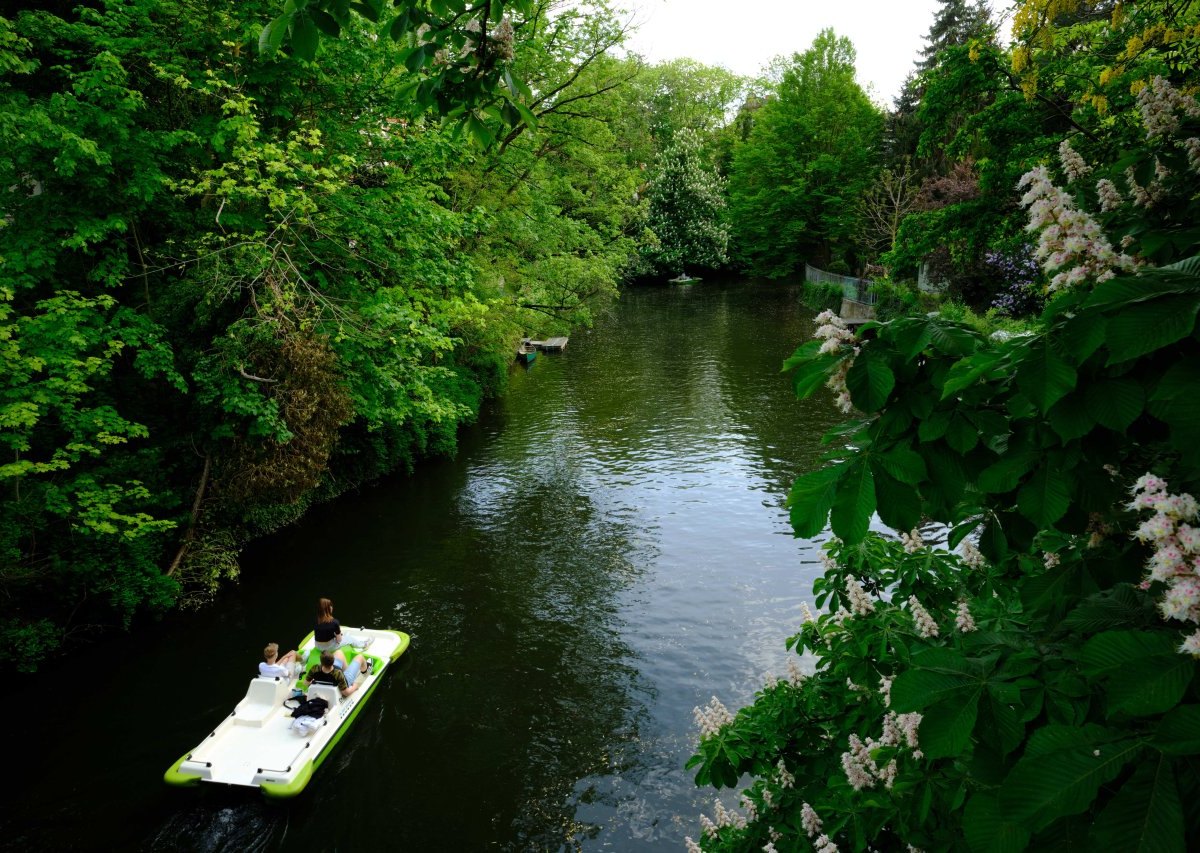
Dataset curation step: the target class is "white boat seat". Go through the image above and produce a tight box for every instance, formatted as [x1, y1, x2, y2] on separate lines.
[305, 682, 341, 712]
[233, 676, 290, 727]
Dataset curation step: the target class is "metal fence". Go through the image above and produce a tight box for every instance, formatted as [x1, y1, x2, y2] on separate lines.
[804, 263, 877, 305]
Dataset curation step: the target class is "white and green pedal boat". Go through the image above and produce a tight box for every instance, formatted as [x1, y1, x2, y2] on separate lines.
[165, 627, 410, 798]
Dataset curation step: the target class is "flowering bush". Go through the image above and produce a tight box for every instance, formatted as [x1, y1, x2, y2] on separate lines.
[985, 246, 1043, 317]
[688, 162, 1200, 853]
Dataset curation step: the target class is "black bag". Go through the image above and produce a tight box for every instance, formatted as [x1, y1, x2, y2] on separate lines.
[289, 696, 329, 719]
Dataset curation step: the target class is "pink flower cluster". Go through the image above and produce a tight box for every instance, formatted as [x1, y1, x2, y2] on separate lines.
[814, 310, 858, 414]
[1129, 474, 1200, 657]
[1018, 165, 1136, 292]
[1136, 75, 1200, 139]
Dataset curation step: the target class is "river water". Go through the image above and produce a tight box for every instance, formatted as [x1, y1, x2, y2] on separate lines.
[9, 280, 843, 852]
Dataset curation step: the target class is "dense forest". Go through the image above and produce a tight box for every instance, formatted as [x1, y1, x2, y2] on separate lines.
[5, 0, 1200, 846]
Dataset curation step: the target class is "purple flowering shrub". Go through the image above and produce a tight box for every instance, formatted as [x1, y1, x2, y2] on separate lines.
[985, 246, 1043, 317]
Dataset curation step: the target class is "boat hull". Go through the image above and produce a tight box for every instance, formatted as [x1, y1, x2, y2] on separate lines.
[165, 627, 410, 797]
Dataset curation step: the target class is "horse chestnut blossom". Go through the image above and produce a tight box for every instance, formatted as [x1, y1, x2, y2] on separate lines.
[907, 596, 940, 638]
[845, 576, 876, 616]
[1136, 75, 1200, 139]
[955, 600, 977, 633]
[693, 696, 734, 737]
[801, 802, 822, 837]
[1096, 178, 1124, 212]
[1058, 138, 1091, 182]
[1017, 165, 1136, 292]
[1129, 475, 1200, 657]
[813, 310, 858, 413]
[959, 538, 986, 568]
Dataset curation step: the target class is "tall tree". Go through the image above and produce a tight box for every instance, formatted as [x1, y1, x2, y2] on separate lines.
[727, 29, 882, 276]
[644, 128, 730, 275]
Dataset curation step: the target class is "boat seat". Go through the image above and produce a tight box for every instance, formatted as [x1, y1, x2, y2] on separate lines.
[305, 682, 341, 712]
[233, 676, 290, 727]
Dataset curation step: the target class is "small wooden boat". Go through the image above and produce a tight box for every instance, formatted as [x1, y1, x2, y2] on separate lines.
[668, 274, 701, 285]
[165, 627, 410, 798]
[516, 340, 537, 364]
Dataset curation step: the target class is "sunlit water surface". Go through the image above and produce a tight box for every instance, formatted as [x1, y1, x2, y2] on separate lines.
[10, 280, 845, 852]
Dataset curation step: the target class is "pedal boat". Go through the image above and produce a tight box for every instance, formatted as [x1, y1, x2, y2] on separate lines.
[164, 627, 410, 798]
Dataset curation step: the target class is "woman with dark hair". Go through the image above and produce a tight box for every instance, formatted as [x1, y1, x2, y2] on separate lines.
[314, 597, 342, 652]
[313, 597, 372, 656]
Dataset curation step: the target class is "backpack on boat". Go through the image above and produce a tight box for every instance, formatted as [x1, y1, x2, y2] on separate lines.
[288, 696, 329, 719]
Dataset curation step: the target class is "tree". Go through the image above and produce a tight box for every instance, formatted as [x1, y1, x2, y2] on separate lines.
[727, 29, 882, 276]
[916, 0, 993, 72]
[644, 128, 730, 275]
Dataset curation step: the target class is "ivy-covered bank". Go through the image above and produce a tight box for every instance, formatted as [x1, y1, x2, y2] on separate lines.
[686, 2, 1200, 851]
[0, 1, 755, 669]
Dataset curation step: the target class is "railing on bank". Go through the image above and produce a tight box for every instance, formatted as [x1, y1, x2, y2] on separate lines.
[804, 263, 877, 305]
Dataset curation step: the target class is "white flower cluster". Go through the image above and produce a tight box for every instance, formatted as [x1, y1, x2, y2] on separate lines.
[1124, 164, 1166, 209]
[693, 696, 734, 738]
[907, 596, 940, 638]
[801, 802, 822, 837]
[840, 708, 923, 793]
[1185, 137, 1200, 174]
[801, 600, 816, 623]
[955, 600, 977, 633]
[1096, 178, 1124, 212]
[1129, 474, 1200, 656]
[1058, 139, 1091, 182]
[786, 658, 806, 687]
[1043, 551, 1061, 569]
[1018, 165, 1136, 292]
[878, 674, 893, 706]
[799, 802, 838, 851]
[1136, 75, 1200, 139]
[740, 792, 758, 822]
[845, 576, 876, 616]
[776, 759, 795, 789]
[959, 538, 986, 569]
[685, 836, 703, 853]
[813, 310, 858, 414]
[899, 527, 924, 553]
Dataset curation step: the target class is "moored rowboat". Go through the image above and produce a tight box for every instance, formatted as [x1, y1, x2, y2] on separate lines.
[164, 627, 410, 798]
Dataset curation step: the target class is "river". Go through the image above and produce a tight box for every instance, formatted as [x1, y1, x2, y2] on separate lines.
[8, 279, 843, 852]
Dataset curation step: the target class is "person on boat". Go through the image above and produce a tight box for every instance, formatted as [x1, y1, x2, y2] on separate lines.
[314, 597, 372, 653]
[259, 642, 299, 678]
[305, 650, 370, 697]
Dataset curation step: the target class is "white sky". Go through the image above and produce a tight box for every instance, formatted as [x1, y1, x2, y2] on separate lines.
[618, 1, 1001, 105]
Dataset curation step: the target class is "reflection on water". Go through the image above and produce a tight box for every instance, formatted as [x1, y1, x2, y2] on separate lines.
[7, 279, 842, 851]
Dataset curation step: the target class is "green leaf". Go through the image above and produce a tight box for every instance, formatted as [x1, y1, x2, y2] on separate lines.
[1081, 630, 1196, 716]
[871, 465, 921, 532]
[309, 8, 341, 37]
[1105, 294, 1200, 364]
[1085, 377, 1144, 432]
[891, 668, 977, 712]
[1048, 392, 1094, 441]
[1152, 705, 1200, 755]
[787, 353, 838, 399]
[978, 452, 1037, 494]
[1017, 466, 1070, 527]
[846, 350, 895, 412]
[875, 447, 927, 484]
[964, 793, 1031, 853]
[259, 14, 292, 54]
[1089, 757, 1184, 853]
[830, 459, 875, 544]
[1001, 739, 1143, 830]
[942, 349, 1005, 398]
[944, 413, 979, 453]
[786, 465, 842, 538]
[921, 691, 981, 758]
[404, 45, 428, 73]
[290, 13, 320, 60]
[918, 409, 951, 441]
[1016, 337, 1077, 413]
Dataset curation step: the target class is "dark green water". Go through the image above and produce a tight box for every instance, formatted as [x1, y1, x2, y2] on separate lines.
[10, 280, 841, 852]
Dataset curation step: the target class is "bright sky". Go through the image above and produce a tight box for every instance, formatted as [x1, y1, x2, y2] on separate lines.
[618, 1, 1002, 105]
